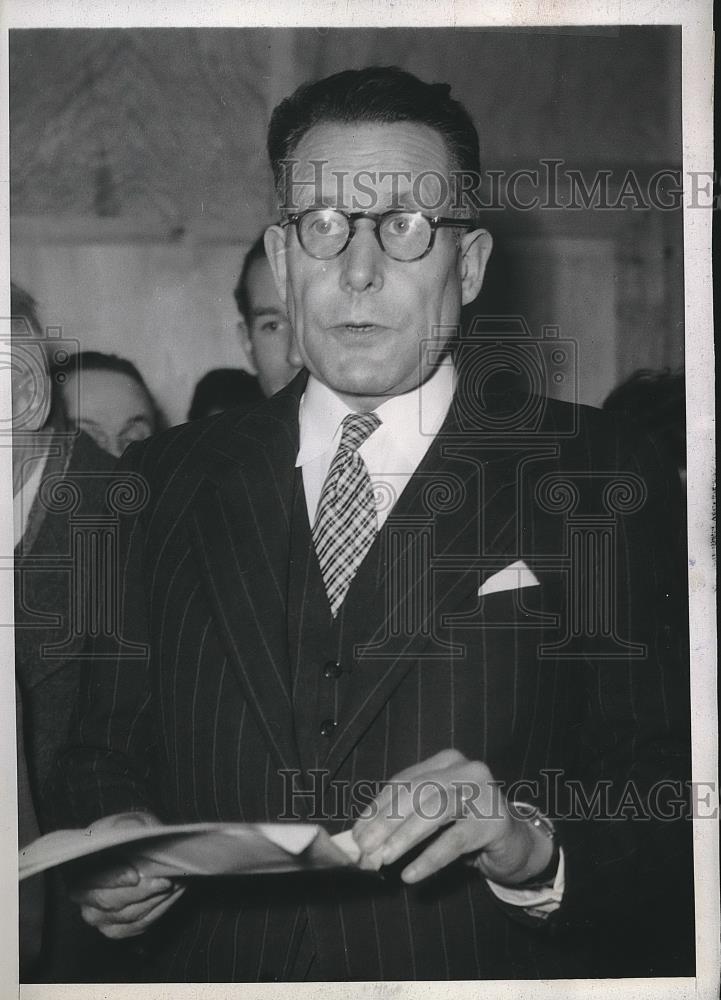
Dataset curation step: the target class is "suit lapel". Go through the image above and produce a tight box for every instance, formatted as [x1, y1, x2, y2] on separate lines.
[184, 373, 548, 781]
[323, 392, 534, 778]
[187, 381, 305, 773]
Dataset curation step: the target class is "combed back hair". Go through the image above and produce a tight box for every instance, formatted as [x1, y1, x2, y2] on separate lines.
[233, 234, 268, 321]
[267, 66, 481, 214]
[70, 350, 148, 386]
[11, 281, 43, 338]
[56, 350, 166, 431]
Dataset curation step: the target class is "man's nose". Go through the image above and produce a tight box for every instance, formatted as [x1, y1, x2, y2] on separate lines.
[339, 220, 384, 293]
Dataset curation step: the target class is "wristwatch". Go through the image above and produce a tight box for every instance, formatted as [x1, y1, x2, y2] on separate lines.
[507, 801, 559, 889]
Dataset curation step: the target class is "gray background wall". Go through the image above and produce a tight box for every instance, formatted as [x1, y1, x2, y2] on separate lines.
[10, 27, 683, 424]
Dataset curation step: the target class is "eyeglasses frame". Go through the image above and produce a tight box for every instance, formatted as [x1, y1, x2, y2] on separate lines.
[280, 208, 477, 262]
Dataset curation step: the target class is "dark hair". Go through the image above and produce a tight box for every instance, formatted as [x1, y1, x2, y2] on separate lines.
[233, 233, 268, 321]
[70, 350, 147, 384]
[10, 281, 43, 338]
[267, 66, 481, 213]
[188, 368, 265, 420]
[58, 350, 165, 431]
[603, 368, 686, 470]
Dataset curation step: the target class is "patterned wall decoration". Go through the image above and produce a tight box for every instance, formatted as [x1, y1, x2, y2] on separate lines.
[11, 29, 280, 233]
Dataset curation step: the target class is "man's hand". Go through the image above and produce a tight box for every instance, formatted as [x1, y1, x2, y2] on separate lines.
[68, 811, 186, 940]
[352, 749, 554, 886]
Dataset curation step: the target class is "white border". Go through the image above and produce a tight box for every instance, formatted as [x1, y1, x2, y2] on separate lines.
[0, 3, 716, 1000]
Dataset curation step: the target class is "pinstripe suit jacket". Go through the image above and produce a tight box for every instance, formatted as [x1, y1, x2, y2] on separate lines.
[54, 372, 694, 981]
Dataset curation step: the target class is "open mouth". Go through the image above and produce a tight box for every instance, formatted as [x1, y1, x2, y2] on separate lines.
[340, 323, 383, 332]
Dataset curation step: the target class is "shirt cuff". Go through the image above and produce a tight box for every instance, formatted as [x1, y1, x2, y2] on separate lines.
[485, 847, 565, 919]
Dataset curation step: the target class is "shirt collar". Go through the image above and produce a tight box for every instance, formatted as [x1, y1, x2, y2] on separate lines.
[296, 361, 456, 468]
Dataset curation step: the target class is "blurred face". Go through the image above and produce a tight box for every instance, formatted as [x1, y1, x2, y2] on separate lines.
[265, 121, 492, 410]
[239, 256, 302, 397]
[62, 369, 155, 457]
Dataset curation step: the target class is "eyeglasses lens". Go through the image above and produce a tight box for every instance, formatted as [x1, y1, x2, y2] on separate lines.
[378, 213, 432, 260]
[298, 210, 432, 261]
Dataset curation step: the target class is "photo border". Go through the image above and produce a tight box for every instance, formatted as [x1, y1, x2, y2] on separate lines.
[0, 3, 716, 999]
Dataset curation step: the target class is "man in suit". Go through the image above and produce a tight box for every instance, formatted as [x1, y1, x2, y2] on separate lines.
[187, 238, 301, 420]
[55, 67, 693, 981]
[234, 233, 303, 399]
[9, 284, 124, 981]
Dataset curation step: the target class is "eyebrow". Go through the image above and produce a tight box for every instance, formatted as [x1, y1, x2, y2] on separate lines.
[304, 198, 428, 215]
[250, 307, 286, 318]
[121, 415, 153, 428]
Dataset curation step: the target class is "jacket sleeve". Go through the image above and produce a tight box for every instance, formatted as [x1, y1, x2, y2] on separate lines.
[547, 419, 694, 975]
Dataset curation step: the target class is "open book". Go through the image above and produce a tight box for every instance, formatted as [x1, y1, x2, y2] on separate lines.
[19, 818, 362, 881]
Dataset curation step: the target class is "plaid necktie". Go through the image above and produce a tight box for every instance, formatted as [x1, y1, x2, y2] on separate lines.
[312, 411, 381, 617]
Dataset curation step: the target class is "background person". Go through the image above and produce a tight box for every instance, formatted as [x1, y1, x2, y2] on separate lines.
[187, 368, 265, 420]
[9, 283, 119, 982]
[56, 351, 163, 458]
[233, 234, 303, 397]
[603, 367, 686, 482]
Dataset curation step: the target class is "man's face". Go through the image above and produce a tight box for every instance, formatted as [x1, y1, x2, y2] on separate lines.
[240, 256, 301, 398]
[265, 121, 491, 410]
[62, 369, 156, 457]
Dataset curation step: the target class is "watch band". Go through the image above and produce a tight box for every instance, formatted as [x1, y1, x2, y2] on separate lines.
[507, 801, 559, 889]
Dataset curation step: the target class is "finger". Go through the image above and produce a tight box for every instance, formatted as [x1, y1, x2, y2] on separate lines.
[355, 766, 464, 855]
[355, 750, 466, 823]
[390, 749, 466, 784]
[88, 811, 159, 833]
[354, 748, 468, 834]
[400, 821, 474, 884]
[82, 882, 182, 927]
[72, 876, 173, 911]
[357, 845, 385, 871]
[91, 885, 186, 940]
[73, 862, 141, 892]
[355, 779, 396, 823]
[354, 779, 415, 853]
[372, 778, 458, 866]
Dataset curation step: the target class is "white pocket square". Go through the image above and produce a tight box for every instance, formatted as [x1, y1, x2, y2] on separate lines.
[478, 560, 540, 597]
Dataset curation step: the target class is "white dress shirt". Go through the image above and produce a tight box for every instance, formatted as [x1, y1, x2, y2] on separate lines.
[13, 451, 48, 548]
[297, 359, 455, 529]
[296, 364, 564, 916]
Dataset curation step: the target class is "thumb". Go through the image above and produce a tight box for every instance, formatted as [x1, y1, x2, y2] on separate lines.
[78, 861, 141, 891]
[110, 864, 141, 887]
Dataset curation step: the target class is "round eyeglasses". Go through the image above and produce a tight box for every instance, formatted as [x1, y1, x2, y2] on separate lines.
[281, 208, 477, 263]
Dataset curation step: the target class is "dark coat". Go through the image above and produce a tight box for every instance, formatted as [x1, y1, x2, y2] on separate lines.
[15, 429, 117, 817]
[53, 373, 694, 981]
[15, 429, 120, 982]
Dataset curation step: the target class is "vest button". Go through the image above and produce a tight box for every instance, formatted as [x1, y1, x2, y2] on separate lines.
[319, 719, 337, 738]
[322, 660, 342, 678]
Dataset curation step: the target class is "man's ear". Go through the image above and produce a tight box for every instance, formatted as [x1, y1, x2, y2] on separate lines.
[459, 228, 493, 306]
[264, 225, 288, 308]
